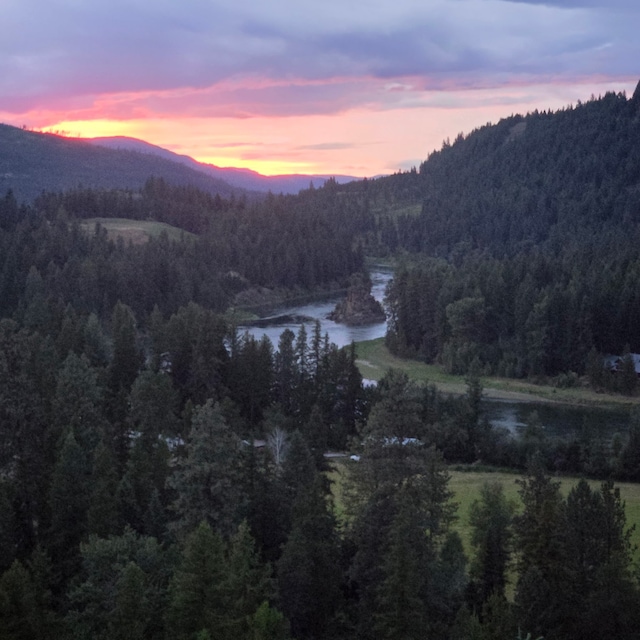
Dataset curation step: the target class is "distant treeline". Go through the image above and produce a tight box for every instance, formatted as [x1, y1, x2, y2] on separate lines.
[0, 177, 368, 325]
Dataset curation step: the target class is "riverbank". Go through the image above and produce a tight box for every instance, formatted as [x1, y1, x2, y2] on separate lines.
[225, 282, 355, 324]
[355, 337, 640, 409]
[227, 262, 394, 324]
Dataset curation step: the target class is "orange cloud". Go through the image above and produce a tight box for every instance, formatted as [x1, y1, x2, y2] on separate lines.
[8, 77, 635, 177]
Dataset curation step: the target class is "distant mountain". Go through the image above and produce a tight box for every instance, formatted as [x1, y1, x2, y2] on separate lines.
[87, 136, 358, 194]
[0, 124, 244, 204]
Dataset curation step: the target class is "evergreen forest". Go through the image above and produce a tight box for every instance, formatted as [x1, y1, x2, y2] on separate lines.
[2, 85, 640, 639]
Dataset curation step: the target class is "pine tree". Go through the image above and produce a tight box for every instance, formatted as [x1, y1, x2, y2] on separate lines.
[166, 521, 227, 640]
[373, 490, 429, 640]
[618, 347, 638, 396]
[168, 400, 244, 539]
[468, 482, 515, 608]
[26, 546, 58, 640]
[129, 370, 178, 441]
[347, 485, 398, 638]
[352, 368, 424, 495]
[301, 404, 329, 469]
[0, 323, 52, 555]
[621, 408, 640, 480]
[0, 480, 18, 573]
[51, 352, 105, 463]
[276, 519, 343, 640]
[309, 320, 323, 380]
[274, 329, 297, 416]
[108, 561, 149, 640]
[0, 560, 38, 640]
[119, 371, 172, 533]
[47, 430, 89, 588]
[346, 371, 457, 636]
[108, 301, 142, 395]
[559, 479, 640, 639]
[250, 601, 291, 640]
[220, 521, 274, 640]
[143, 487, 166, 540]
[83, 312, 109, 368]
[513, 457, 567, 638]
[188, 306, 229, 404]
[276, 465, 343, 640]
[67, 529, 169, 640]
[87, 438, 120, 537]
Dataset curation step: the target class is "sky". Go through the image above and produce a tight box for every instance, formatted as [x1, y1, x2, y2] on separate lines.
[1, 0, 638, 177]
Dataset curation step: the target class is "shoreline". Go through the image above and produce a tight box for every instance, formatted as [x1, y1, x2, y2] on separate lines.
[355, 340, 640, 411]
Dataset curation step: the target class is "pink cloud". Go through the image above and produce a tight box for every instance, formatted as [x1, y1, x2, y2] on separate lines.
[2, 0, 638, 177]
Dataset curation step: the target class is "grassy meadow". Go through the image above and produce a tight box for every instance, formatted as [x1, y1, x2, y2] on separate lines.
[449, 469, 640, 559]
[329, 460, 640, 562]
[356, 337, 640, 408]
[350, 338, 640, 559]
[81, 218, 195, 244]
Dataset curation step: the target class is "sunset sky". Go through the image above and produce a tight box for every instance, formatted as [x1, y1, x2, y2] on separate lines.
[2, 0, 638, 177]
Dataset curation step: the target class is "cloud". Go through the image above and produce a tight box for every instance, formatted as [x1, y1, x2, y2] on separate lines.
[502, 0, 631, 7]
[295, 142, 359, 151]
[2, 0, 638, 178]
[3, 0, 638, 120]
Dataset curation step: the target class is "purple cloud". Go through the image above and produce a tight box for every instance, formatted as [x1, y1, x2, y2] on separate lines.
[1, 0, 638, 120]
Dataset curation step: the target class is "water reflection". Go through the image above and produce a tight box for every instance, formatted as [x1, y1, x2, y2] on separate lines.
[482, 398, 630, 440]
[239, 268, 392, 348]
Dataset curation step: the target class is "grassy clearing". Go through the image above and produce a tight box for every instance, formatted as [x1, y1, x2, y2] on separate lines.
[224, 308, 260, 324]
[356, 338, 640, 408]
[451, 469, 640, 561]
[81, 218, 195, 244]
[371, 202, 422, 219]
[329, 460, 640, 560]
[356, 338, 464, 390]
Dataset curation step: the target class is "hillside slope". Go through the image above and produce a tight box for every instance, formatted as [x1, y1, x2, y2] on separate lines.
[353, 82, 640, 257]
[338, 84, 640, 378]
[0, 124, 243, 203]
[87, 136, 358, 194]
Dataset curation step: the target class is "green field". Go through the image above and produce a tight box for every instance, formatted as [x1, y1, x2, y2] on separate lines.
[449, 469, 640, 559]
[347, 338, 640, 568]
[329, 461, 640, 561]
[371, 202, 422, 219]
[81, 218, 195, 244]
[356, 337, 640, 408]
[356, 338, 465, 389]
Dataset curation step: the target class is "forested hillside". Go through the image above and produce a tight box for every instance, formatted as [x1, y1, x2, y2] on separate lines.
[349, 84, 640, 379]
[4, 84, 640, 640]
[0, 177, 368, 325]
[0, 124, 244, 203]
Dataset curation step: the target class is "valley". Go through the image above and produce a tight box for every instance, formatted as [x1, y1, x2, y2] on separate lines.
[2, 86, 640, 640]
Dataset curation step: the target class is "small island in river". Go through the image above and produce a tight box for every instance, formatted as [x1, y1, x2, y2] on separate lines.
[329, 273, 386, 326]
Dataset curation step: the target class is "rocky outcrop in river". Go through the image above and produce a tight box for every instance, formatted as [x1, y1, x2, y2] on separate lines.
[328, 274, 386, 326]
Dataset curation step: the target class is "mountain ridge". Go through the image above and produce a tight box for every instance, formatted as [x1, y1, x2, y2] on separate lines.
[86, 135, 359, 194]
[0, 124, 244, 204]
[0, 124, 359, 203]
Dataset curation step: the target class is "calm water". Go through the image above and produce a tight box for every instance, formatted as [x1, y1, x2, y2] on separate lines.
[239, 268, 392, 349]
[483, 398, 631, 440]
[240, 268, 632, 439]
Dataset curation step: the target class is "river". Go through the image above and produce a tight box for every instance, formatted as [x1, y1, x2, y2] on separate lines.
[239, 268, 393, 349]
[483, 398, 630, 440]
[240, 268, 631, 439]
